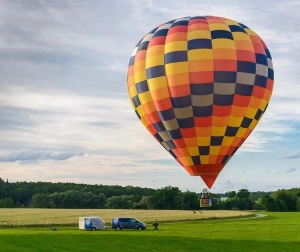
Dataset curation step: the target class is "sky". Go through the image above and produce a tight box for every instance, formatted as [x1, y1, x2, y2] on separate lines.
[0, 0, 299, 193]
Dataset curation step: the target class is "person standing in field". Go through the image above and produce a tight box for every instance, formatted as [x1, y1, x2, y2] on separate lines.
[153, 220, 159, 230]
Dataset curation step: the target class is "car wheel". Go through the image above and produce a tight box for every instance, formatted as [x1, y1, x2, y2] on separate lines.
[116, 227, 121, 231]
[138, 227, 142, 230]
[91, 227, 96, 231]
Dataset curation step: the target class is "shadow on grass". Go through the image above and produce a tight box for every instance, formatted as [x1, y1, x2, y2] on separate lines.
[0, 233, 299, 252]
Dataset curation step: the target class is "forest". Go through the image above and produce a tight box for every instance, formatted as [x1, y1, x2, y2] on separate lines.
[0, 178, 300, 211]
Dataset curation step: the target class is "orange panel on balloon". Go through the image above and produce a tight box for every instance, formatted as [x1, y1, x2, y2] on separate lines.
[168, 85, 191, 97]
[189, 72, 214, 83]
[195, 126, 212, 137]
[181, 128, 197, 138]
[194, 117, 213, 127]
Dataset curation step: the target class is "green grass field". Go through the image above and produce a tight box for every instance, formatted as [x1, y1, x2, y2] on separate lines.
[0, 210, 299, 252]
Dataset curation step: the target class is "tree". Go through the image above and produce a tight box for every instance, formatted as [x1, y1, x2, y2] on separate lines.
[135, 196, 153, 209]
[261, 195, 278, 212]
[272, 190, 297, 211]
[296, 198, 300, 212]
[237, 189, 250, 199]
[0, 177, 7, 199]
[226, 191, 236, 198]
[182, 191, 199, 210]
[276, 199, 288, 212]
[2, 197, 14, 208]
[250, 191, 269, 202]
[31, 194, 49, 208]
[152, 186, 183, 210]
[224, 198, 239, 210]
[105, 195, 140, 209]
[211, 198, 225, 210]
[95, 193, 106, 208]
[253, 202, 265, 210]
[253, 197, 264, 210]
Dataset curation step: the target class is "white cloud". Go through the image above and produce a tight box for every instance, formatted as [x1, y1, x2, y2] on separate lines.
[285, 151, 300, 159]
[0, 150, 83, 163]
[285, 168, 297, 173]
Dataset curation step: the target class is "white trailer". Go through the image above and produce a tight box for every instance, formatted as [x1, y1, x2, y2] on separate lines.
[79, 216, 107, 231]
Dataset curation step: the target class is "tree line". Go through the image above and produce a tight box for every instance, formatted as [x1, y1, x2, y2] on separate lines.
[0, 178, 300, 211]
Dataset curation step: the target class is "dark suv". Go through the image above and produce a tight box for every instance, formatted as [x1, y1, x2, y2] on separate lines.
[111, 217, 146, 230]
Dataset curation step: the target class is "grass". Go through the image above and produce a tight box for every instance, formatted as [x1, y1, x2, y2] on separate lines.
[0, 210, 300, 251]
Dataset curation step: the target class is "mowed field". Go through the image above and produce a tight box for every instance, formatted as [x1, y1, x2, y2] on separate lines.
[0, 208, 252, 226]
[0, 209, 300, 252]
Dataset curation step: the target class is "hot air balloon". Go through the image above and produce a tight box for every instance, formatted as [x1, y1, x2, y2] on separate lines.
[127, 16, 274, 190]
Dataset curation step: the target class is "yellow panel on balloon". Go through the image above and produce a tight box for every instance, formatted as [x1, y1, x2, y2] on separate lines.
[245, 107, 257, 119]
[138, 92, 152, 104]
[259, 100, 268, 111]
[128, 85, 137, 98]
[244, 28, 256, 36]
[187, 147, 199, 156]
[187, 30, 211, 40]
[136, 106, 145, 117]
[165, 41, 187, 53]
[165, 62, 189, 75]
[134, 70, 147, 83]
[209, 23, 230, 31]
[232, 32, 251, 42]
[188, 49, 213, 60]
[228, 116, 243, 127]
[146, 55, 164, 68]
[236, 128, 247, 138]
[197, 137, 211, 146]
[211, 126, 226, 136]
[182, 156, 194, 166]
[209, 146, 220, 155]
[212, 39, 235, 49]
[249, 120, 258, 130]
[147, 77, 168, 90]
[200, 156, 209, 164]
[222, 136, 234, 146]
[223, 19, 239, 26]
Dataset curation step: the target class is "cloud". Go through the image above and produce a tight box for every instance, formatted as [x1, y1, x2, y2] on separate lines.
[215, 180, 249, 192]
[285, 168, 297, 173]
[0, 0, 299, 192]
[285, 151, 300, 159]
[0, 150, 83, 163]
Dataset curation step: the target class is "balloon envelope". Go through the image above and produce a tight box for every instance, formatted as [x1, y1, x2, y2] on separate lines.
[127, 16, 274, 188]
